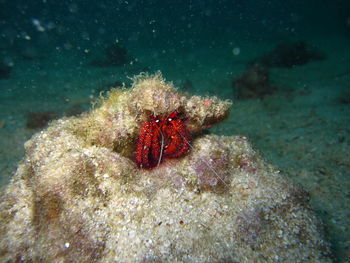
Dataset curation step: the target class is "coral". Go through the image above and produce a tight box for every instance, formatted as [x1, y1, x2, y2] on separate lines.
[0, 72, 332, 262]
[233, 65, 277, 99]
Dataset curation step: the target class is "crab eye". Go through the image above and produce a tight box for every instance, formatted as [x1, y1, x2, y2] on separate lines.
[168, 118, 172, 122]
[155, 119, 160, 123]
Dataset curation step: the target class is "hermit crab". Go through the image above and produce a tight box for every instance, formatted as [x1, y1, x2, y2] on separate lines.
[135, 111, 190, 168]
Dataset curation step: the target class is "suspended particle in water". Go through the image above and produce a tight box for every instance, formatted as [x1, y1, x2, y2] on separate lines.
[232, 47, 241, 56]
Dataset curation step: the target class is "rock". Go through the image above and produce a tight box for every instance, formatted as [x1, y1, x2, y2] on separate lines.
[0, 61, 11, 79]
[0, 72, 331, 262]
[252, 41, 325, 68]
[233, 65, 277, 99]
[90, 43, 131, 67]
[26, 111, 58, 129]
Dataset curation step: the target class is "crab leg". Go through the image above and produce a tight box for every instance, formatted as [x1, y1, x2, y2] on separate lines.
[135, 121, 153, 168]
[164, 119, 190, 158]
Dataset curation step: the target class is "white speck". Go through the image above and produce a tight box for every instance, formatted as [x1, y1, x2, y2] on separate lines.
[168, 118, 172, 122]
[232, 47, 241, 56]
[31, 18, 45, 32]
[31, 18, 40, 26]
[64, 242, 70, 248]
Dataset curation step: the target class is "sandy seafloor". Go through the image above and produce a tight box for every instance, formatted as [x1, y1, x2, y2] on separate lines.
[0, 33, 349, 262]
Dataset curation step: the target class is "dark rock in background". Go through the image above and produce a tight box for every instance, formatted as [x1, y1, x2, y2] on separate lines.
[90, 43, 131, 67]
[233, 65, 277, 99]
[252, 41, 325, 68]
[26, 111, 58, 129]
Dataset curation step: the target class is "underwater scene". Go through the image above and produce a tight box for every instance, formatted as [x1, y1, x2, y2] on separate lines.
[0, 0, 349, 262]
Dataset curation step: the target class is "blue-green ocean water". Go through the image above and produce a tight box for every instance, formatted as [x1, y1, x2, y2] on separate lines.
[0, 0, 349, 262]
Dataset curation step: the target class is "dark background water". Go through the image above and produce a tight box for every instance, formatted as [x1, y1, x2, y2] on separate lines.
[1, 0, 349, 58]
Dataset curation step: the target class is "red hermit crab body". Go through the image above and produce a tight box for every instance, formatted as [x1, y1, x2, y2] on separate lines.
[135, 111, 190, 168]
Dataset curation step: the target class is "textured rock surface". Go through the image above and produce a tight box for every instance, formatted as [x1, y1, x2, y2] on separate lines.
[0, 73, 331, 262]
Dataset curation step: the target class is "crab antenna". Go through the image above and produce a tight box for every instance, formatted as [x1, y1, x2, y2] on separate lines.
[157, 129, 165, 167]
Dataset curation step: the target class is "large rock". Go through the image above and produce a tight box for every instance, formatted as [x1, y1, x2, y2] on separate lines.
[0, 73, 331, 262]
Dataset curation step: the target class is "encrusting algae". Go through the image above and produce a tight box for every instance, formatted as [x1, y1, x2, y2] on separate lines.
[0, 72, 332, 262]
